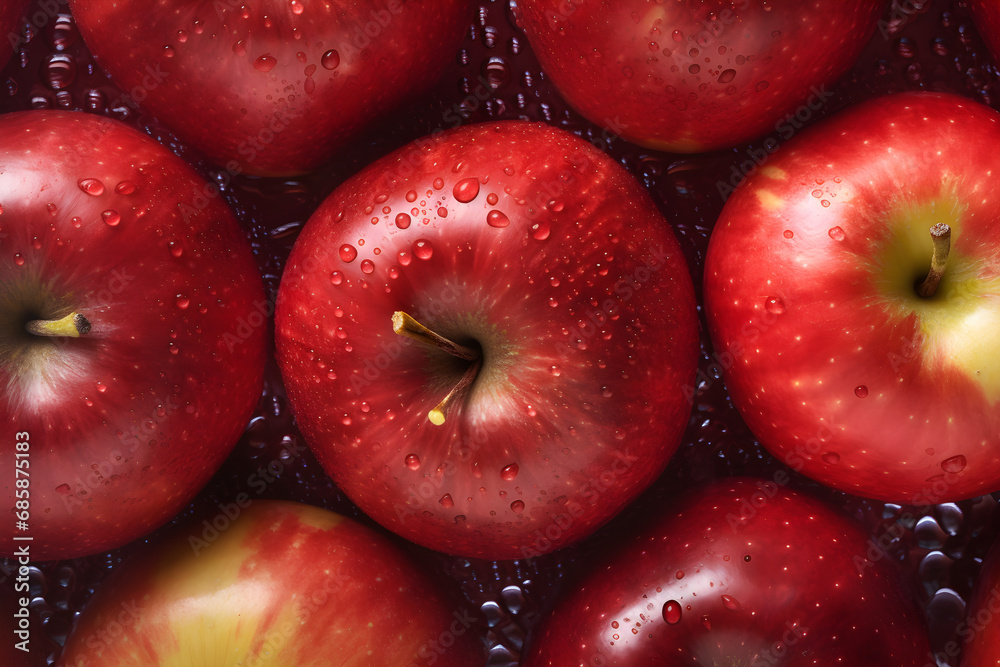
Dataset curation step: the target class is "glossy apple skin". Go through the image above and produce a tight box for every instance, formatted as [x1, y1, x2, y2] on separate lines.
[58, 500, 484, 666]
[514, 0, 883, 153]
[0, 1, 25, 71]
[0, 111, 267, 560]
[961, 537, 1000, 666]
[704, 92, 1000, 504]
[523, 478, 931, 666]
[68, 0, 469, 176]
[276, 121, 699, 559]
[969, 0, 1000, 64]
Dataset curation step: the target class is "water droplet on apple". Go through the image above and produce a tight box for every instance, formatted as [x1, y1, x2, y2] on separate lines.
[941, 455, 967, 474]
[828, 226, 846, 241]
[404, 454, 420, 470]
[487, 210, 510, 228]
[822, 451, 841, 464]
[339, 244, 358, 262]
[500, 463, 519, 481]
[115, 181, 136, 195]
[412, 239, 433, 260]
[321, 49, 340, 70]
[601, 386, 612, 398]
[721, 594, 741, 611]
[510, 500, 525, 514]
[821, 200, 831, 207]
[290, 0, 304, 14]
[439, 494, 454, 508]
[13, 253, 24, 266]
[701, 615, 711, 630]
[783, 229, 794, 239]
[330, 270, 343, 285]
[55, 484, 71, 495]
[397, 250, 411, 266]
[754, 80, 769, 92]
[662, 600, 682, 624]
[487, 193, 499, 205]
[163, 45, 176, 58]
[854, 385, 868, 398]
[44, 53, 77, 90]
[78, 178, 105, 196]
[763, 296, 784, 315]
[405, 190, 418, 202]
[718, 68, 736, 83]
[175, 296, 190, 309]
[360, 259, 374, 274]
[432, 178, 444, 190]
[254, 54, 278, 72]
[394, 212, 411, 229]
[47, 203, 57, 216]
[530, 220, 550, 240]
[453, 178, 480, 203]
[233, 40, 246, 56]
[101, 210, 121, 226]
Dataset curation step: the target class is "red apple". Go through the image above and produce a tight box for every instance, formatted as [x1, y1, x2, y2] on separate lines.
[58, 499, 484, 666]
[523, 477, 931, 666]
[275, 121, 699, 559]
[0, 110, 267, 560]
[969, 0, 1000, 65]
[513, 0, 883, 153]
[67, 0, 469, 176]
[704, 91, 1000, 504]
[0, 1, 25, 71]
[960, 536, 1000, 666]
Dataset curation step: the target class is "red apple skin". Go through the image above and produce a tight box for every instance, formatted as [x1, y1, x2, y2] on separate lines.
[704, 92, 1000, 504]
[523, 478, 931, 666]
[68, 0, 469, 176]
[969, 0, 1000, 64]
[58, 500, 484, 666]
[0, 1, 25, 71]
[0, 111, 267, 560]
[961, 538, 1000, 666]
[275, 121, 699, 560]
[513, 0, 884, 153]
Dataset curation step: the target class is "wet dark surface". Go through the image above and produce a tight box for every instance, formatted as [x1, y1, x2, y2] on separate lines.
[1, 0, 999, 664]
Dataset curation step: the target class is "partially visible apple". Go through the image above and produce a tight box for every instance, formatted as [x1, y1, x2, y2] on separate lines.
[514, 0, 884, 153]
[58, 500, 485, 666]
[960, 535, 1000, 666]
[0, 1, 25, 71]
[969, 0, 1000, 65]
[276, 121, 699, 559]
[68, 0, 470, 175]
[524, 478, 931, 665]
[704, 91, 1000, 503]
[0, 111, 267, 560]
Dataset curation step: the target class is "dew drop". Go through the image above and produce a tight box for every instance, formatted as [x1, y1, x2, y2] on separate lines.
[162, 45, 176, 58]
[432, 177, 445, 190]
[763, 296, 785, 315]
[395, 212, 411, 229]
[783, 229, 794, 239]
[721, 594, 741, 611]
[405, 190, 418, 202]
[510, 500, 525, 514]
[78, 178, 105, 196]
[487, 192, 499, 205]
[453, 177, 481, 203]
[941, 454, 967, 474]
[101, 210, 121, 226]
[822, 451, 841, 464]
[233, 40, 246, 56]
[754, 80, 769, 92]
[675, 570, 684, 580]
[115, 181, 136, 195]
[330, 270, 343, 285]
[339, 244, 358, 262]
[501, 463, 519, 481]
[529, 220, 550, 240]
[405, 454, 420, 470]
[397, 250, 411, 266]
[439, 494, 454, 508]
[360, 259, 374, 274]
[175, 296, 190, 309]
[701, 615, 711, 630]
[321, 49, 340, 69]
[254, 54, 278, 72]
[828, 226, 846, 241]
[662, 600, 682, 625]
[487, 210, 510, 228]
[718, 68, 736, 83]
[412, 239, 433, 260]
[821, 199, 831, 207]
[854, 385, 868, 398]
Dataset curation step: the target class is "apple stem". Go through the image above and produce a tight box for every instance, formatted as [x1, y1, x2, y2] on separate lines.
[916, 223, 952, 298]
[25, 312, 91, 338]
[391, 311, 478, 361]
[392, 311, 482, 425]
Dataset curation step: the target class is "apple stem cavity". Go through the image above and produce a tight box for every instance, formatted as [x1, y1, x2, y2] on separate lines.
[25, 312, 91, 338]
[392, 310, 482, 425]
[916, 223, 952, 298]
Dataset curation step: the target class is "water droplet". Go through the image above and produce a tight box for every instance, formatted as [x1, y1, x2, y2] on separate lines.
[783, 229, 794, 239]
[688, 64, 700, 74]
[718, 68, 736, 83]
[941, 454, 967, 474]
[432, 177, 445, 190]
[510, 500, 525, 514]
[501, 463, 519, 481]
[721, 594, 741, 611]
[487, 210, 510, 228]
[821, 200, 831, 207]
[115, 181, 136, 195]
[397, 250, 411, 266]
[175, 296, 190, 309]
[56, 483, 71, 495]
[662, 600, 682, 624]
[811, 189, 823, 198]
[486, 192, 499, 206]
[44, 53, 77, 90]
[675, 570, 684, 579]
[701, 615, 711, 630]
[321, 49, 340, 69]
[405, 454, 420, 470]
[101, 210, 121, 226]
[290, 0, 304, 14]
[754, 80, 769, 92]
[394, 212, 411, 229]
[854, 385, 868, 398]
[828, 226, 846, 241]
[412, 239, 433, 260]
[339, 244, 358, 262]
[822, 451, 841, 464]
[163, 45, 175, 58]
[78, 178, 104, 196]
[360, 259, 374, 274]
[439, 494, 454, 508]
[453, 178, 480, 203]
[232, 40, 246, 56]
[764, 296, 785, 315]
[254, 54, 278, 72]
[330, 270, 344, 285]
[529, 220, 550, 240]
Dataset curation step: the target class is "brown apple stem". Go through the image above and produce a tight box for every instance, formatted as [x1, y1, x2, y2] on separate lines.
[25, 312, 91, 338]
[392, 311, 482, 425]
[391, 311, 478, 361]
[916, 223, 952, 298]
